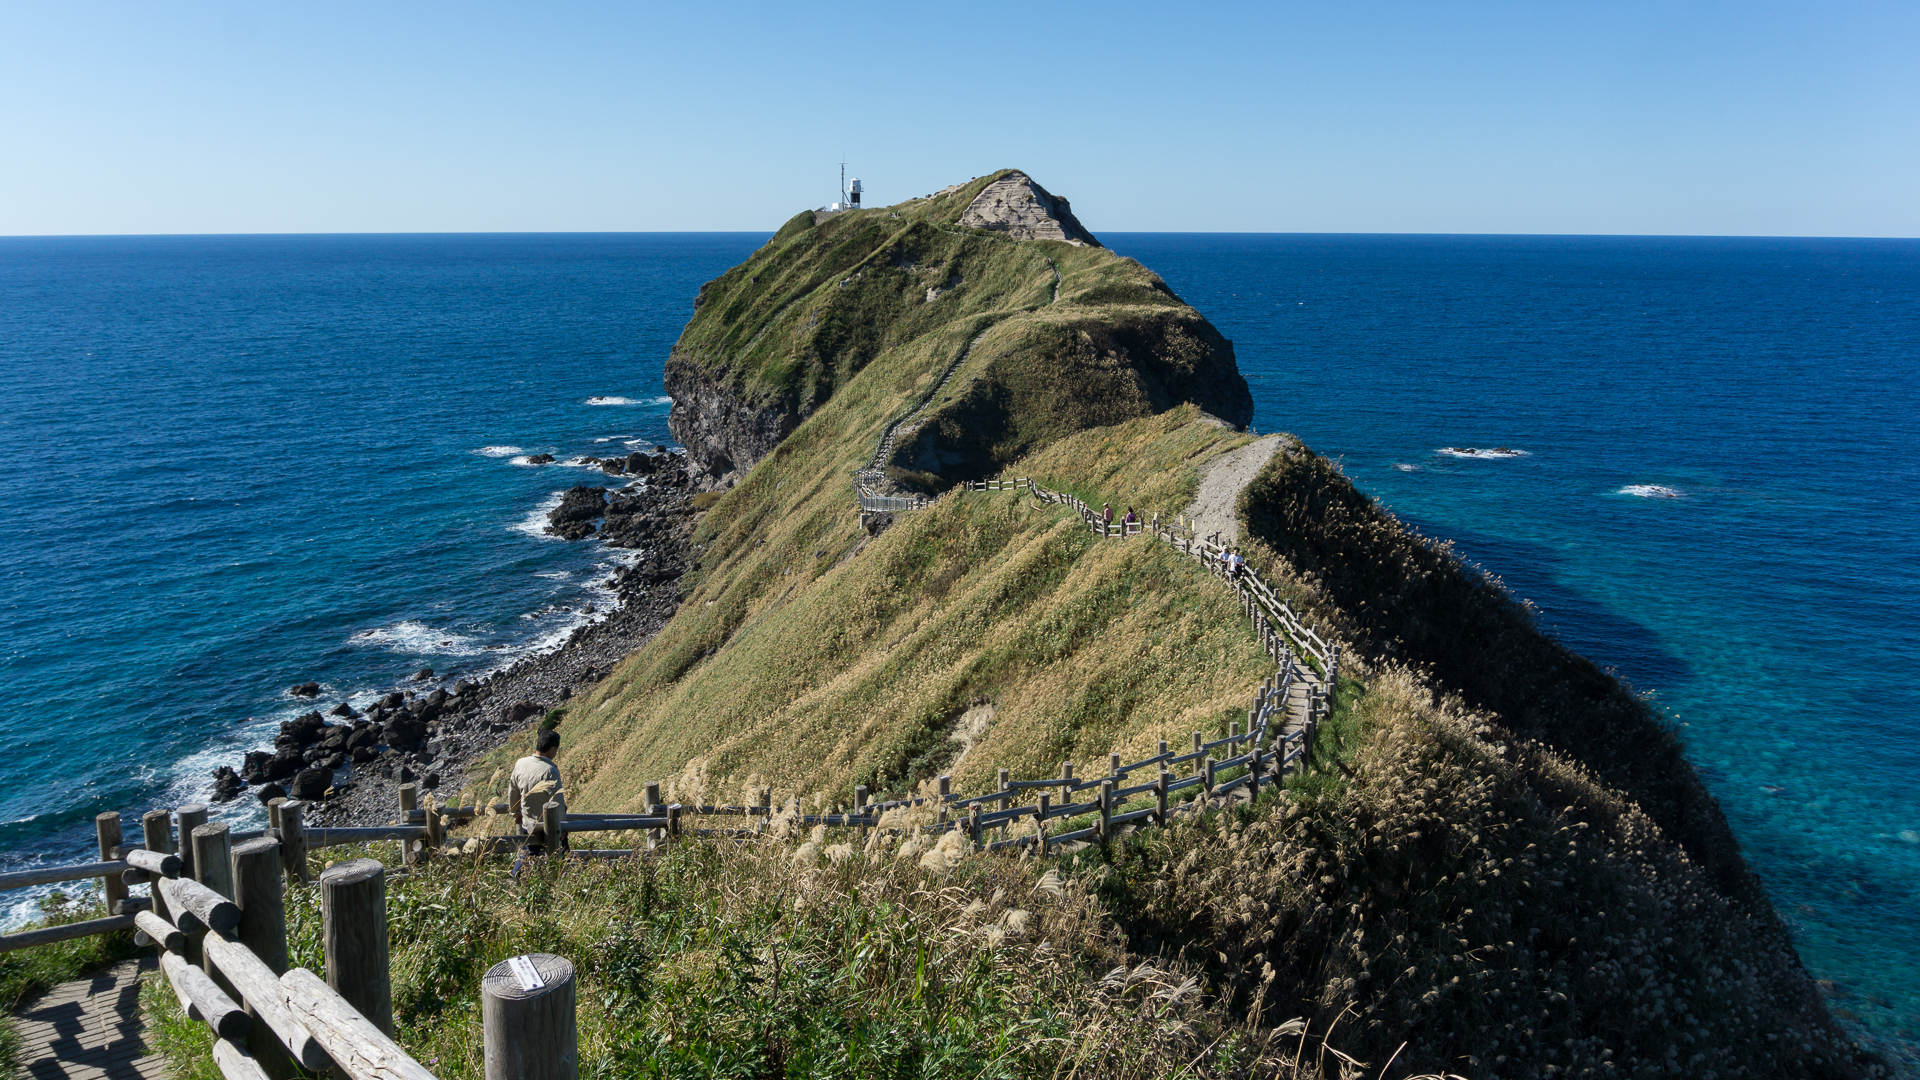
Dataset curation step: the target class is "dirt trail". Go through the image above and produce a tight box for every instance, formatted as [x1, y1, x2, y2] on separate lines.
[1183, 434, 1289, 544]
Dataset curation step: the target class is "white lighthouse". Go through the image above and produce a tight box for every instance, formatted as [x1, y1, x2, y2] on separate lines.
[848, 177, 862, 208]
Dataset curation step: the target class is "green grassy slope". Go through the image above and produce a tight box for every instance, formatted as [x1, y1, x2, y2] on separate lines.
[559, 407, 1273, 812]
[388, 178, 1880, 1078]
[667, 169, 1251, 487]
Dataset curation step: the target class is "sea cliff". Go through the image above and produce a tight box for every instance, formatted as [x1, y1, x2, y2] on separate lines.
[482, 172, 1879, 1076]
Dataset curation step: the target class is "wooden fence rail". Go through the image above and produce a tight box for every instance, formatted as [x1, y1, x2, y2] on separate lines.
[0, 461, 1347, 1080]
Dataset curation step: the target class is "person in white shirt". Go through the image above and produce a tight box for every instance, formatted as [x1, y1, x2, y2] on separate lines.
[509, 728, 567, 865]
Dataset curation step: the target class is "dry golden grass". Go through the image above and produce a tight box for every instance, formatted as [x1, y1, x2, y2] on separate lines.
[550, 408, 1271, 816]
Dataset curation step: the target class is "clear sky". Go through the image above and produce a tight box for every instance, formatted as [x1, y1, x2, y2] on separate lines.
[2, 1, 1914, 236]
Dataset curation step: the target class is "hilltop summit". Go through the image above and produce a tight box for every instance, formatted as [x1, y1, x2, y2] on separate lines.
[665, 169, 1248, 490]
[958, 171, 1101, 246]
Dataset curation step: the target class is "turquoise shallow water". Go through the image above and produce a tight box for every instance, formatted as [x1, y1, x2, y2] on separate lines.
[2, 231, 1915, 1063]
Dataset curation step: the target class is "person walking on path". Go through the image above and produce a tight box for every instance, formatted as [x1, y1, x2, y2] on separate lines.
[1102, 503, 1114, 532]
[509, 728, 568, 872]
[1225, 547, 1245, 581]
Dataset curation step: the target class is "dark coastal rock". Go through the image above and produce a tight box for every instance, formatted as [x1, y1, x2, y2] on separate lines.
[210, 766, 244, 803]
[527, 453, 555, 465]
[380, 691, 405, 710]
[322, 752, 344, 769]
[412, 667, 434, 681]
[351, 745, 378, 764]
[280, 711, 326, 745]
[453, 680, 475, 697]
[255, 782, 286, 805]
[328, 702, 356, 718]
[241, 751, 274, 784]
[545, 485, 608, 540]
[506, 700, 543, 725]
[347, 726, 380, 752]
[383, 716, 427, 749]
[267, 749, 303, 781]
[422, 772, 441, 790]
[290, 768, 331, 801]
[289, 681, 321, 698]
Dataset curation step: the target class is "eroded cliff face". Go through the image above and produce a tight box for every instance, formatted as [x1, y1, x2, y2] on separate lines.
[665, 353, 802, 490]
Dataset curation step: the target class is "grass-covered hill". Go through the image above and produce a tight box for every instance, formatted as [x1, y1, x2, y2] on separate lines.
[664, 169, 1251, 488]
[396, 174, 1881, 1078]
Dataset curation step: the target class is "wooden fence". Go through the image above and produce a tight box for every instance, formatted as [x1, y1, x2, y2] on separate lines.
[0, 469, 1346, 1080]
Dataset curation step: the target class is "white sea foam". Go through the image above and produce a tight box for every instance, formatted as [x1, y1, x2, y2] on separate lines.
[510, 490, 567, 539]
[1437, 446, 1531, 459]
[474, 445, 524, 457]
[585, 395, 671, 407]
[350, 619, 485, 656]
[1618, 484, 1685, 499]
[1393, 463, 1420, 472]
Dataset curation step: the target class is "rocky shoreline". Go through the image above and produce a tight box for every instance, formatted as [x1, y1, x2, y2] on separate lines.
[215, 450, 700, 829]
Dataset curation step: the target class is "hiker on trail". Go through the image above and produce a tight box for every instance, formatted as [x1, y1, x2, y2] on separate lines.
[509, 728, 568, 871]
[1102, 503, 1114, 530]
[1226, 548, 1246, 580]
[1123, 506, 1138, 528]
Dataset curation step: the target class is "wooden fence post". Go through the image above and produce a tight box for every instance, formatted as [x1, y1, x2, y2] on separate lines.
[644, 783, 662, 849]
[176, 805, 209, 879]
[95, 812, 127, 915]
[542, 800, 564, 855]
[1204, 757, 1216, 796]
[968, 803, 981, 849]
[1098, 781, 1112, 842]
[1036, 794, 1051, 857]
[482, 953, 577, 1080]
[667, 805, 682, 843]
[397, 783, 419, 867]
[231, 836, 297, 1079]
[192, 822, 234, 976]
[141, 810, 174, 923]
[320, 858, 392, 1036]
[266, 797, 285, 837]
[280, 801, 308, 884]
[193, 823, 235, 899]
[1249, 745, 1262, 798]
[853, 786, 868, 835]
[935, 775, 950, 826]
[1156, 768, 1169, 824]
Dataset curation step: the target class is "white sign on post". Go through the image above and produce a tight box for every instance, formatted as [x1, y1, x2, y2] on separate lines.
[506, 954, 545, 992]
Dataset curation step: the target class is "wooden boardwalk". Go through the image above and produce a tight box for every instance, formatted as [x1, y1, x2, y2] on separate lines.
[11, 957, 167, 1080]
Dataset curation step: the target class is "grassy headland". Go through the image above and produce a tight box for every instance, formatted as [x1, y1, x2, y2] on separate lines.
[134, 173, 1878, 1079]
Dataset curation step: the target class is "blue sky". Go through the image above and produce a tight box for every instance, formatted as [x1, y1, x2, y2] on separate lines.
[2, 1, 1914, 236]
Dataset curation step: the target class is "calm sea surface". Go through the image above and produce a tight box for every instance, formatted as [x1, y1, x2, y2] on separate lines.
[3, 232, 1916, 1062]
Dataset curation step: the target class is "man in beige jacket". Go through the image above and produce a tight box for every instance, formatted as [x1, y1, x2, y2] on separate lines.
[509, 728, 567, 865]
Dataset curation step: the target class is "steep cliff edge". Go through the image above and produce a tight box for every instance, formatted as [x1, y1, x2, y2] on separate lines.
[666, 169, 1250, 488]
[541, 172, 1882, 1077]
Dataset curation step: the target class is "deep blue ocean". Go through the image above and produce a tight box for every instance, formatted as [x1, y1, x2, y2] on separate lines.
[2, 232, 1915, 1063]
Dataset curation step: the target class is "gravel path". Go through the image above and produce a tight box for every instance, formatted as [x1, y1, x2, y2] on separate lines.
[1183, 434, 1290, 544]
